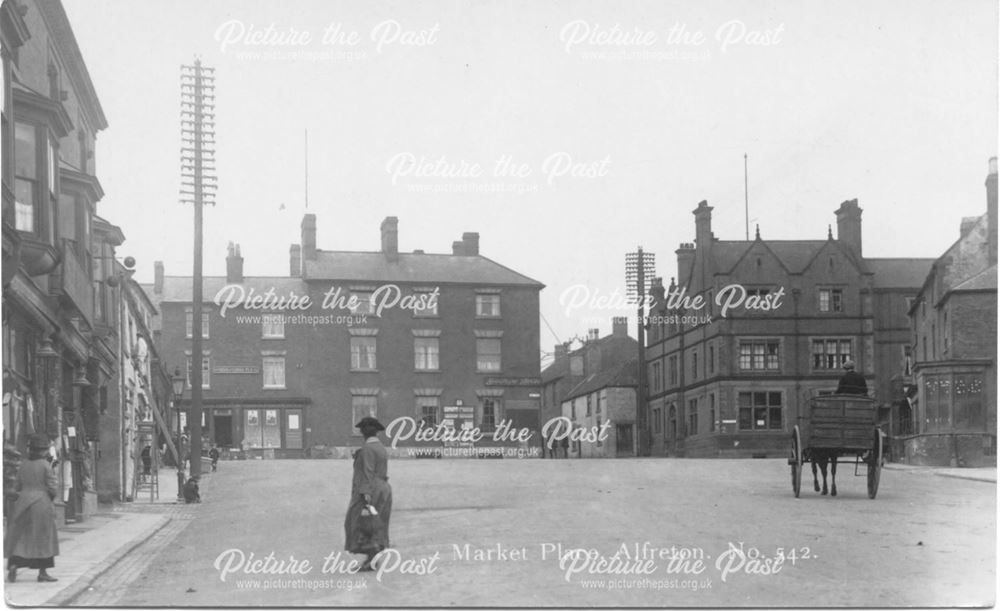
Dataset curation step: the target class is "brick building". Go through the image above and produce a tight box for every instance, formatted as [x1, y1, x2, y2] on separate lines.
[645, 200, 933, 458]
[2, 0, 132, 518]
[147, 215, 544, 457]
[904, 158, 997, 466]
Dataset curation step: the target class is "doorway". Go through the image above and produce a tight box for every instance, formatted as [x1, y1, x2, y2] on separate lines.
[616, 423, 634, 457]
[214, 414, 233, 448]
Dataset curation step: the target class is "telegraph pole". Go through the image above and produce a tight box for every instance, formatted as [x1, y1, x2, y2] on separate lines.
[180, 59, 216, 478]
[626, 248, 655, 457]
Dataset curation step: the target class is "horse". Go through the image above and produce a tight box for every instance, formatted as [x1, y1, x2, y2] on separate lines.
[810, 449, 839, 496]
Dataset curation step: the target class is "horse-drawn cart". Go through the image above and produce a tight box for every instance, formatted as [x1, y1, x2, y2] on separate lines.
[788, 395, 883, 499]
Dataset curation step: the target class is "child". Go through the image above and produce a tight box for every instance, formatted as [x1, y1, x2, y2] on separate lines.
[183, 476, 201, 504]
[209, 446, 220, 472]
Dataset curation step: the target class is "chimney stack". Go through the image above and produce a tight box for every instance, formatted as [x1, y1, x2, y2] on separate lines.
[693, 201, 714, 247]
[381, 216, 399, 262]
[587, 328, 600, 342]
[226, 242, 244, 283]
[835, 199, 863, 258]
[154, 261, 164, 295]
[554, 343, 569, 360]
[462, 232, 480, 256]
[301, 214, 317, 261]
[452, 240, 466, 256]
[987, 157, 997, 266]
[675, 243, 695, 287]
[612, 317, 628, 338]
[289, 244, 301, 277]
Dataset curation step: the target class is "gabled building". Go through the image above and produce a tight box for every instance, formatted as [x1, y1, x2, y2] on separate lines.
[540, 318, 636, 452]
[646, 199, 933, 458]
[561, 358, 638, 458]
[147, 216, 545, 457]
[905, 158, 997, 466]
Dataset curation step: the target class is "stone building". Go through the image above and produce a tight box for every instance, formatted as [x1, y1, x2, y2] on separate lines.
[904, 158, 997, 466]
[147, 216, 544, 457]
[560, 358, 638, 458]
[645, 199, 933, 458]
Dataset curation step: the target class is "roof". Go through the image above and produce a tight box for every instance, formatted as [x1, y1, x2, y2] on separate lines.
[145, 277, 309, 303]
[949, 264, 998, 293]
[710, 238, 864, 276]
[541, 334, 637, 384]
[304, 251, 544, 287]
[866, 258, 936, 289]
[564, 358, 639, 402]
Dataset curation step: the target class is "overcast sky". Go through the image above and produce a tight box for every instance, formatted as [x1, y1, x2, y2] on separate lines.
[63, 0, 998, 355]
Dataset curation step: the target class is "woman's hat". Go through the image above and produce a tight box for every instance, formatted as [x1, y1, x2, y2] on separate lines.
[355, 416, 385, 431]
[842, 360, 856, 370]
[28, 434, 50, 451]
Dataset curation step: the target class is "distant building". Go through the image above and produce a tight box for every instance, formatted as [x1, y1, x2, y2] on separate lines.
[147, 216, 544, 457]
[540, 319, 637, 454]
[646, 199, 933, 458]
[561, 358, 638, 458]
[904, 158, 997, 466]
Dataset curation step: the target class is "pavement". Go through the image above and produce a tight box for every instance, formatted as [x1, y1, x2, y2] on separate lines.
[1, 459, 994, 607]
[2, 466, 202, 607]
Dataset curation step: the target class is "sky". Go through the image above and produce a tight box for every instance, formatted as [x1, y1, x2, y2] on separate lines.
[62, 0, 998, 358]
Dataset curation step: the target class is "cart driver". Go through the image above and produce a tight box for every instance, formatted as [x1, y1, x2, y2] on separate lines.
[835, 360, 868, 395]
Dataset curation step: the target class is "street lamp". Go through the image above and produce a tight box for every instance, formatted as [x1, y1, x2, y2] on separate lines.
[171, 368, 187, 501]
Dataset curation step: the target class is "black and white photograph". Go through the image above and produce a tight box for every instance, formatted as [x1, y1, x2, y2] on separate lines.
[1, 0, 997, 607]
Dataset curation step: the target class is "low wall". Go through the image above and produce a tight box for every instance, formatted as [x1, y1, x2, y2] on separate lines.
[901, 433, 997, 467]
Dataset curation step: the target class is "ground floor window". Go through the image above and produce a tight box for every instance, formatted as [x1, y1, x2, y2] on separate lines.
[479, 397, 501, 430]
[923, 371, 985, 433]
[687, 398, 698, 436]
[244, 408, 281, 448]
[417, 396, 439, 426]
[738, 391, 783, 431]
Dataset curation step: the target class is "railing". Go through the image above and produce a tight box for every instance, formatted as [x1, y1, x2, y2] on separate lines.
[52, 238, 94, 324]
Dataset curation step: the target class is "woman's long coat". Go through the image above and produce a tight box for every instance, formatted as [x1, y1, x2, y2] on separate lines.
[4, 458, 59, 561]
[344, 438, 392, 554]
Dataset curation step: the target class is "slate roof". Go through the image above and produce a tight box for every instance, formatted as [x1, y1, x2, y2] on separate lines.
[141, 277, 308, 303]
[709, 239, 862, 276]
[866, 258, 936, 289]
[304, 251, 544, 287]
[950, 264, 998, 292]
[564, 358, 639, 402]
[541, 335, 637, 384]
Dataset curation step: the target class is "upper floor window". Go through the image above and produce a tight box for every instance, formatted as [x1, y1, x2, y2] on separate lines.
[186, 356, 211, 389]
[262, 313, 285, 339]
[691, 350, 698, 381]
[708, 344, 715, 374]
[185, 309, 210, 339]
[14, 122, 37, 232]
[413, 290, 439, 317]
[350, 337, 377, 371]
[811, 338, 851, 370]
[414, 337, 440, 371]
[350, 292, 375, 315]
[476, 338, 502, 372]
[262, 356, 286, 389]
[818, 288, 843, 313]
[476, 294, 500, 317]
[668, 355, 678, 386]
[739, 340, 780, 371]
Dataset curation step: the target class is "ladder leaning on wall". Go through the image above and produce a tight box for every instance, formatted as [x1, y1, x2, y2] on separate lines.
[132, 421, 159, 502]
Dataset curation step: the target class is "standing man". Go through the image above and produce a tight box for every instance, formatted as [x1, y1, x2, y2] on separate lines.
[344, 417, 393, 572]
[835, 360, 868, 395]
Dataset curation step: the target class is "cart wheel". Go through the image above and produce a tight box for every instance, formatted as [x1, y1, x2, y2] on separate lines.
[867, 428, 883, 499]
[789, 425, 803, 498]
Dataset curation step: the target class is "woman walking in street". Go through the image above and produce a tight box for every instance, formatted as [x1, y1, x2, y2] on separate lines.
[344, 417, 392, 572]
[5, 434, 59, 582]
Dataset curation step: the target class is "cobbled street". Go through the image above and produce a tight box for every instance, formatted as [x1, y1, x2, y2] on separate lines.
[73, 459, 994, 608]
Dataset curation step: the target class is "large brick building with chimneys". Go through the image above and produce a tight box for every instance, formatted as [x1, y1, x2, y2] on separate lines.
[644, 198, 933, 458]
[145, 215, 544, 457]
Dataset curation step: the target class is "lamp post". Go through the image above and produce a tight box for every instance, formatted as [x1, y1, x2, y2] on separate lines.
[171, 369, 186, 501]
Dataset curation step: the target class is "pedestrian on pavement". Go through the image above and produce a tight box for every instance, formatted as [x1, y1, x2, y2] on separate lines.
[344, 416, 392, 572]
[209, 445, 220, 472]
[141, 444, 152, 477]
[835, 360, 869, 395]
[4, 434, 59, 583]
[560, 435, 569, 458]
